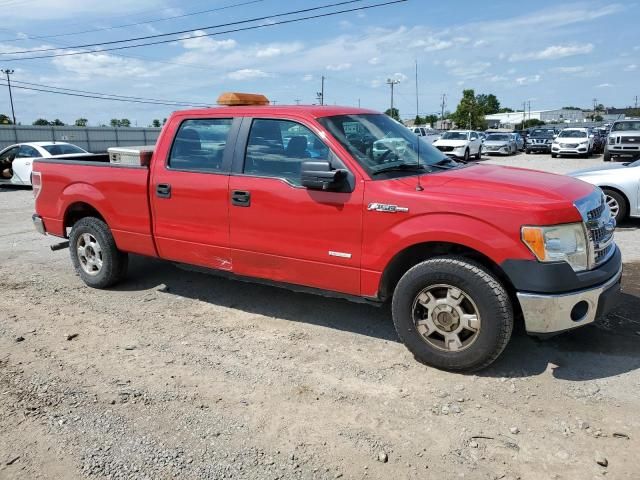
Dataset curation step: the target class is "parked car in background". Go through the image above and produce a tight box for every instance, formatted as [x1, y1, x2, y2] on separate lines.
[432, 130, 482, 161]
[0, 142, 89, 186]
[525, 128, 555, 154]
[604, 119, 640, 162]
[551, 128, 593, 158]
[511, 133, 525, 152]
[409, 126, 440, 144]
[569, 158, 640, 222]
[589, 128, 606, 154]
[483, 133, 517, 155]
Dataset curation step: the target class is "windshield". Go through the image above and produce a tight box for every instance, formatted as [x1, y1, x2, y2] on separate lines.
[318, 114, 458, 177]
[612, 121, 640, 132]
[441, 131, 468, 140]
[486, 134, 510, 141]
[558, 130, 587, 138]
[42, 144, 87, 155]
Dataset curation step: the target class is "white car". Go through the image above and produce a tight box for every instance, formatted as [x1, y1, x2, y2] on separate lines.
[551, 128, 593, 158]
[432, 130, 482, 161]
[0, 142, 89, 186]
[410, 126, 440, 144]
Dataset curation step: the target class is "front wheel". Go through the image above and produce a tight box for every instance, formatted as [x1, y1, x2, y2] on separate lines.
[603, 151, 611, 162]
[525, 148, 531, 154]
[551, 153, 557, 158]
[69, 217, 128, 289]
[391, 257, 513, 372]
[475, 146, 482, 160]
[463, 148, 470, 162]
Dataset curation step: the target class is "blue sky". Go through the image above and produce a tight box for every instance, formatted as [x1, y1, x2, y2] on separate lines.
[0, 0, 637, 125]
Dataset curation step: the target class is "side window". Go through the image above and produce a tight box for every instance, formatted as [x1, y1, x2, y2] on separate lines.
[168, 118, 233, 172]
[470, 133, 477, 140]
[0, 146, 19, 161]
[16, 145, 41, 158]
[244, 119, 329, 185]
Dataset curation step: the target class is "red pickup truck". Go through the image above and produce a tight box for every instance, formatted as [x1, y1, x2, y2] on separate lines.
[32, 93, 622, 371]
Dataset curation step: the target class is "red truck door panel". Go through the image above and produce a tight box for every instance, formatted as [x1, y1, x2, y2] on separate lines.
[228, 117, 363, 295]
[150, 117, 238, 270]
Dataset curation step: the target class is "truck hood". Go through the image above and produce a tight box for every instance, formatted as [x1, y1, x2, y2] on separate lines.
[393, 164, 594, 217]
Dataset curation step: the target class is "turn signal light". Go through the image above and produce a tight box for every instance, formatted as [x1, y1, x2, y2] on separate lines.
[521, 226, 546, 261]
[217, 92, 270, 106]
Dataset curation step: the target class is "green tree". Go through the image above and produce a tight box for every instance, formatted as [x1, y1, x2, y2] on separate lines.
[476, 93, 501, 115]
[162, 118, 167, 125]
[120, 118, 131, 127]
[562, 106, 582, 110]
[414, 115, 424, 125]
[384, 108, 400, 121]
[424, 114, 438, 126]
[75, 118, 88, 127]
[110, 119, 121, 127]
[0, 113, 12, 124]
[450, 89, 486, 130]
[33, 118, 50, 126]
[151, 119, 161, 128]
[52, 119, 65, 126]
[594, 115, 603, 122]
[498, 107, 514, 113]
[515, 119, 545, 129]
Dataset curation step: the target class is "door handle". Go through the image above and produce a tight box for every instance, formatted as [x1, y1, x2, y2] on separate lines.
[156, 183, 171, 199]
[231, 190, 251, 207]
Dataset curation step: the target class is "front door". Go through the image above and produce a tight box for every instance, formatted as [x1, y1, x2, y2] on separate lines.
[228, 117, 364, 295]
[150, 117, 238, 270]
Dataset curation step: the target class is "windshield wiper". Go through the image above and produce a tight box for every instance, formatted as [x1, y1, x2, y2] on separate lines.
[372, 163, 427, 175]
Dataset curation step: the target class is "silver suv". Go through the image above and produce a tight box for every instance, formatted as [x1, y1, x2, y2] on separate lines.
[604, 119, 640, 162]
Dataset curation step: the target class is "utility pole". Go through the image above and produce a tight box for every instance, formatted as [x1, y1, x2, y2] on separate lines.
[357, 98, 361, 108]
[634, 95, 638, 109]
[1, 69, 16, 124]
[440, 93, 447, 127]
[316, 76, 325, 106]
[386, 78, 400, 119]
[593, 98, 598, 120]
[522, 101, 526, 128]
[527, 101, 531, 123]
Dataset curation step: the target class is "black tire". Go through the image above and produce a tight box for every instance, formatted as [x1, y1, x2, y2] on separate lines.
[525, 149, 531, 154]
[475, 146, 481, 160]
[69, 217, 128, 289]
[391, 256, 513, 372]
[463, 148, 470, 162]
[551, 153, 557, 158]
[602, 188, 628, 223]
[603, 151, 611, 162]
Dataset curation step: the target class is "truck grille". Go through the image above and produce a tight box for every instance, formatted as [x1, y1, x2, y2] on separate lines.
[576, 191, 616, 269]
[436, 145, 454, 152]
[622, 136, 640, 143]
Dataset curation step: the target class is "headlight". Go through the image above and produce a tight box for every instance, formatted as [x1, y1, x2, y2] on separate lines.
[608, 136, 615, 145]
[579, 140, 588, 145]
[521, 223, 588, 272]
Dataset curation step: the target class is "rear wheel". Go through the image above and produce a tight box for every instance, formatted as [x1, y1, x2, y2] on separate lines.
[391, 257, 513, 372]
[603, 188, 628, 223]
[603, 151, 611, 162]
[69, 217, 128, 288]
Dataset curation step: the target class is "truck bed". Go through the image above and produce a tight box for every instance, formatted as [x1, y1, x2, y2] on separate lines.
[33, 156, 157, 258]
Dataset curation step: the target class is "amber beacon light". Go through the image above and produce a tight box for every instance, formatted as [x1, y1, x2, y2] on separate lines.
[217, 92, 270, 106]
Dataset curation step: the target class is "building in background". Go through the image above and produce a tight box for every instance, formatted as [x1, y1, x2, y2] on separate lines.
[485, 109, 585, 128]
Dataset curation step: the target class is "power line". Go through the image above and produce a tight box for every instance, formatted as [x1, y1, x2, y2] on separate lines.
[0, 82, 210, 107]
[0, 0, 406, 61]
[9, 79, 209, 107]
[1, 0, 366, 56]
[0, 0, 266, 43]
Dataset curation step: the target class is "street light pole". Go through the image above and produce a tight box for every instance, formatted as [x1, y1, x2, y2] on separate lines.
[1, 69, 16, 124]
[386, 78, 400, 119]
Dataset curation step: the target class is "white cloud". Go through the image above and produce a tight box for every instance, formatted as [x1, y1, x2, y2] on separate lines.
[448, 61, 491, 78]
[326, 63, 352, 71]
[473, 39, 487, 47]
[302, 74, 313, 81]
[515, 74, 541, 85]
[510, 44, 593, 61]
[390, 72, 407, 82]
[624, 64, 637, 72]
[368, 57, 380, 65]
[596, 83, 613, 88]
[552, 66, 585, 73]
[180, 31, 237, 51]
[52, 52, 156, 79]
[255, 42, 303, 58]
[226, 69, 269, 80]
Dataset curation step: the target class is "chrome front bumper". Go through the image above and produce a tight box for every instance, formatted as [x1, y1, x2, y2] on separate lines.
[517, 267, 622, 335]
[32, 214, 46, 235]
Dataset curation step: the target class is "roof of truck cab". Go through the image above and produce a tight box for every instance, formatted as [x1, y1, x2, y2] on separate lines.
[174, 105, 379, 118]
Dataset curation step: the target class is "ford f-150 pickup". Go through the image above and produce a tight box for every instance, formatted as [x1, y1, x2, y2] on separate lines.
[32, 92, 622, 372]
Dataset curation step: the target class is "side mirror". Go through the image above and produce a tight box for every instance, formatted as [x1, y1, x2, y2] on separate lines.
[301, 161, 347, 191]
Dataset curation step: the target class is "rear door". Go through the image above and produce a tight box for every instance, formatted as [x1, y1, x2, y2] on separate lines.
[150, 116, 239, 270]
[228, 116, 364, 295]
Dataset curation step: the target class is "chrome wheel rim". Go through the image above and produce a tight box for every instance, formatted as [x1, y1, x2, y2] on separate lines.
[412, 284, 481, 352]
[605, 194, 620, 219]
[77, 233, 103, 276]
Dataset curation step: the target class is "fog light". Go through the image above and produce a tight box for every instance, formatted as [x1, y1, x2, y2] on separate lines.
[570, 301, 589, 321]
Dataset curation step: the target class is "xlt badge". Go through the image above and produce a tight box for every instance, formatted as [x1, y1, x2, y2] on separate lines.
[367, 202, 409, 213]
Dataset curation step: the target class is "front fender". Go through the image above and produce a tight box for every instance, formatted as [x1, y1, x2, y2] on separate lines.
[363, 212, 533, 273]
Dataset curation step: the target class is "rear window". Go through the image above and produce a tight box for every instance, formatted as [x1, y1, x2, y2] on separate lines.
[42, 144, 86, 155]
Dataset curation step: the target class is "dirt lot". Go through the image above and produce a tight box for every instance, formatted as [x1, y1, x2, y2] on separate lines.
[1, 153, 639, 480]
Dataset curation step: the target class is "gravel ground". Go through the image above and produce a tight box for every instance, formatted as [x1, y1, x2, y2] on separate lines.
[1, 153, 639, 480]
